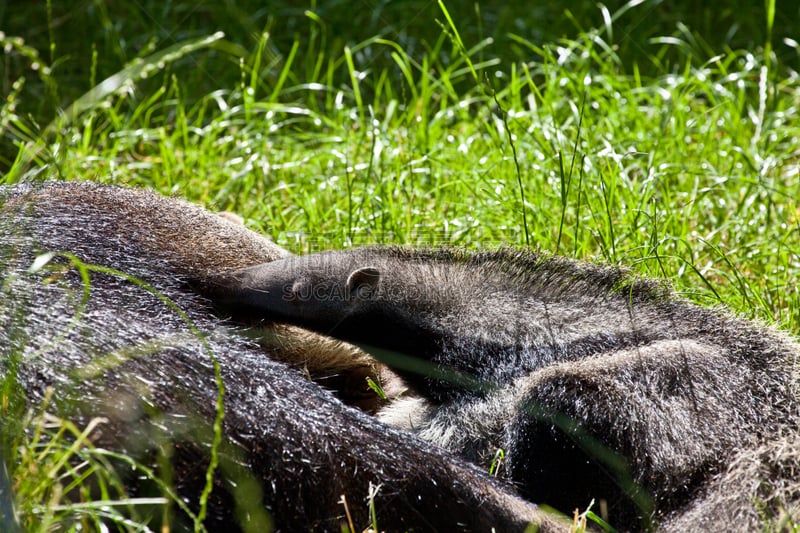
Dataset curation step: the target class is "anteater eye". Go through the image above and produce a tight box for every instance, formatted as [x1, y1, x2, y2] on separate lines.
[288, 279, 311, 302]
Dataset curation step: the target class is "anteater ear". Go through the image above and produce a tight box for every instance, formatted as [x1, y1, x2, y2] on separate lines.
[346, 266, 381, 301]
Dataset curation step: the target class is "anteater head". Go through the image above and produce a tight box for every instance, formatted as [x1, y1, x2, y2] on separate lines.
[219, 248, 452, 377]
[226, 251, 383, 331]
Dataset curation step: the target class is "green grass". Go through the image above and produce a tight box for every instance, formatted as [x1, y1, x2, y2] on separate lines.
[10, 398, 173, 532]
[2, 0, 800, 530]
[2, 0, 798, 325]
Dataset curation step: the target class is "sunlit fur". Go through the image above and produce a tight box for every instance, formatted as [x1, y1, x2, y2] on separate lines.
[0, 182, 551, 532]
[226, 245, 800, 530]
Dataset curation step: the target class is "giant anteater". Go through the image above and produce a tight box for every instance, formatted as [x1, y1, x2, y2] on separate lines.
[221, 246, 800, 530]
[0, 182, 553, 532]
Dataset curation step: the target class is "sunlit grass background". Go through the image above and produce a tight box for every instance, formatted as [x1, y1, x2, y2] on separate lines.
[2, 0, 800, 529]
[3, 0, 800, 323]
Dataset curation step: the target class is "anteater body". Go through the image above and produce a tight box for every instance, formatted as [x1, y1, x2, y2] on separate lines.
[225, 246, 800, 529]
[0, 183, 548, 533]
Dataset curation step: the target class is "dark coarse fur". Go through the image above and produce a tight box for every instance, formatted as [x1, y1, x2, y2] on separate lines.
[0, 183, 554, 533]
[221, 246, 800, 530]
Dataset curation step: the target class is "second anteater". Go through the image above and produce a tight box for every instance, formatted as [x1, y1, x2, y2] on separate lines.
[221, 246, 800, 530]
